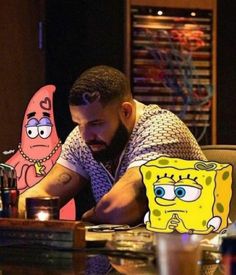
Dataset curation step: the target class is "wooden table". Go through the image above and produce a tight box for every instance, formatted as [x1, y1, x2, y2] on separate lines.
[0, 220, 224, 275]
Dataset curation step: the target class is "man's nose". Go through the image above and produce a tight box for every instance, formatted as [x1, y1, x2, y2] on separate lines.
[80, 127, 96, 141]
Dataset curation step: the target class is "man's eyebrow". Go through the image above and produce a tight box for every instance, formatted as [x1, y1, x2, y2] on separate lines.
[73, 119, 104, 126]
[27, 112, 36, 119]
[88, 119, 103, 124]
[43, 112, 50, 117]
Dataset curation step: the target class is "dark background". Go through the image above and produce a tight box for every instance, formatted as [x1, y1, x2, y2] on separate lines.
[217, 0, 236, 144]
[44, 0, 236, 144]
[45, 0, 125, 141]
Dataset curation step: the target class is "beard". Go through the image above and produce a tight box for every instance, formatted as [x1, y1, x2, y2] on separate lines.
[86, 121, 130, 162]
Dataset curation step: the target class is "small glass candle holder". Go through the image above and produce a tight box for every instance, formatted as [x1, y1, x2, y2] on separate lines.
[25, 196, 60, 221]
[111, 230, 154, 252]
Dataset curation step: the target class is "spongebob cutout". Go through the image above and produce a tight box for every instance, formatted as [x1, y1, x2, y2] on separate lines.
[140, 157, 232, 234]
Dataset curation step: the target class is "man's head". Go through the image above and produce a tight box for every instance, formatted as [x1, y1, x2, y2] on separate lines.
[69, 65, 132, 106]
[69, 65, 135, 162]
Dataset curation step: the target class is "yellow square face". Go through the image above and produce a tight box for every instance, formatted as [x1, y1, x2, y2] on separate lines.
[140, 157, 232, 234]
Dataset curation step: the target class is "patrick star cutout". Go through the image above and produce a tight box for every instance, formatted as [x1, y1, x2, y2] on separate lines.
[6, 85, 75, 220]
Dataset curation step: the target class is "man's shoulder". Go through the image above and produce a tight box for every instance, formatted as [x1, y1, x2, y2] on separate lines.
[143, 104, 177, 117]
[138, 104, 182, 128]
[130, 104, 195, 145]
[64, 126, 84, 147]
[61, 126, 88, 157]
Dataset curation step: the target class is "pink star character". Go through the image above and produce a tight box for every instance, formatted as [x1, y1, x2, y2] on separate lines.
[6, 85, 75, 220]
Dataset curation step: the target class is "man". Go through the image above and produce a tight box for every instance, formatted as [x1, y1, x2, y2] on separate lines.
[19, 65, 206, 225]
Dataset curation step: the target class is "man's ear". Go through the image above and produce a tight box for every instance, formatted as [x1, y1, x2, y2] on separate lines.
[120, 102, 133, 120]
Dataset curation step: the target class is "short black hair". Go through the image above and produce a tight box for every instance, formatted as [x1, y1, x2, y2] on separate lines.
[69, 65, 132, 106]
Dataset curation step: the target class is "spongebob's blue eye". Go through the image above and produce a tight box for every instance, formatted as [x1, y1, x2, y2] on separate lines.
[154, 185, 175, 200]
[154, 186, 165, 197]
[174, 185, 201, 201]
[175, 187, 186, 198]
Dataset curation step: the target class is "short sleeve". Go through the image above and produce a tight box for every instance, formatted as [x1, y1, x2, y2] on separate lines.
[127, 109, 206, 169]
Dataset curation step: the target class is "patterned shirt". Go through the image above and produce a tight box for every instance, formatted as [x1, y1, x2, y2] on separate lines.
[57, 104, 206, 202]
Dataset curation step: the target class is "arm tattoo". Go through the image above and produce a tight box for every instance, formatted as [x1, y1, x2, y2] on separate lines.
[57, 173, 72, 185]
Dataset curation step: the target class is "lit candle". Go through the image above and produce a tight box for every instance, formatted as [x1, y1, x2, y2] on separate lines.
[35, 210, 50, 221]
[26, 197, 59, 220]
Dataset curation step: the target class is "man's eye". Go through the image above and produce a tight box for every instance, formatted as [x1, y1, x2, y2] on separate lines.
[91, 122, 103, 126]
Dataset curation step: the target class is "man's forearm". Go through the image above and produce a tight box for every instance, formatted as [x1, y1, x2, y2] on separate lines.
[81, 193, 148, 225]
[81, 167, 149, 225]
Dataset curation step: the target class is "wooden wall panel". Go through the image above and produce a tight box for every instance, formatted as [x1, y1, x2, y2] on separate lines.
[0, 0, 45, 162]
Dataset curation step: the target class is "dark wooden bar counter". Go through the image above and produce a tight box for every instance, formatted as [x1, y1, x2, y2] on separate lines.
[0, 219, 224, 274]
